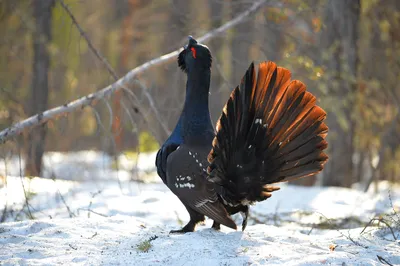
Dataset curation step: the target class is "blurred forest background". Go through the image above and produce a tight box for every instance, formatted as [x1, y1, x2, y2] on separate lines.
[0, 0, 399, 190]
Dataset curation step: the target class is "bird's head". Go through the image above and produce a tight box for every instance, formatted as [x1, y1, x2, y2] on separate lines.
[178, 36, 212, 73]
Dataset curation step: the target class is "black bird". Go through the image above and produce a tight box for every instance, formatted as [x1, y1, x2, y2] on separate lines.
[156, 36, 328, 233]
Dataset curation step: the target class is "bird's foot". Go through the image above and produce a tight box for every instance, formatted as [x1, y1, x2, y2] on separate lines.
[169, 228, 191, 234]
[169, 223, 195, 234]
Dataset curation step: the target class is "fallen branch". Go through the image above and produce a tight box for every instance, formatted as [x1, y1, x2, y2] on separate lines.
[0, 0, 269, 144]
[59, 0, 169, 144]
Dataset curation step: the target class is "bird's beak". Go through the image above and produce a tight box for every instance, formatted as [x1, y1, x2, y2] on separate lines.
[187, 35, 198, 48]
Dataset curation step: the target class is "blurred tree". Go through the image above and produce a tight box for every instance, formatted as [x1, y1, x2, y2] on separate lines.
[320, 0, 360, 187]
[25, 0, 55, 176]
[112, 0, 139, 153]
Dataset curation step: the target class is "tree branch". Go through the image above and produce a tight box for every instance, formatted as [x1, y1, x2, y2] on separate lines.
[58, 0, 169, 143]
[58, 0, 118, 80]
[0, 0, 269, 144]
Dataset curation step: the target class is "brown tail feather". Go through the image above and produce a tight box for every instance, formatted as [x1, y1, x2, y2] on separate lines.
[208, 61, 328, 206]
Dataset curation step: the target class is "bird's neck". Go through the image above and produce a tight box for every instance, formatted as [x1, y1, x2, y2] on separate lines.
[181, 68, 214, 144]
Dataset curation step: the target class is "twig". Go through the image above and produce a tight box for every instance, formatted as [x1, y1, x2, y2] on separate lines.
[388, 190, 400, 222]
[50, 172, 75, 218]
[376, 219, 397, 240]
[0, 204, 7, 223]
[377, 255, 394, 266]
[77, 208, 108, 217]
[360, 217, 376, 235]
[361, 217, 397, 240]
[87, 190, 102, 218]
[0, 0, 269, 144]
[68, 243, 78, 250]
[57, 187, 75, 218]
[18, 149, 33, 219]
[89, 232, 98, 239]
[1, 158, 8, 223]
[314, 212, 368, 249]
[58, 0, 118, 80]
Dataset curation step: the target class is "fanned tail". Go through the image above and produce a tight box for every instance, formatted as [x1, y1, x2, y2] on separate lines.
[207, 61, 328, 206]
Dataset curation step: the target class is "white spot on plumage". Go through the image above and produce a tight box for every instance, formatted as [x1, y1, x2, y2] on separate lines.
[255, 118, 262, 124]
[187, 176, 192, 181]
[199, 163, 202, 167]
[188, 151, 192, 155]
[178, 182, 195, 189]
[248, 145, 252, 149]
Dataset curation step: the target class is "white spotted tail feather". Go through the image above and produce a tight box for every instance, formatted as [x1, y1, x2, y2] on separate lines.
[207, 61, 328, 206]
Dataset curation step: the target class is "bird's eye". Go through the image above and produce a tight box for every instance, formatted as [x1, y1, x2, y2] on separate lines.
[190, 47, 197, 59]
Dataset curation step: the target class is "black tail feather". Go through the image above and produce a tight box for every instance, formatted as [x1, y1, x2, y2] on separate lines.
[208, 61, 328, 206]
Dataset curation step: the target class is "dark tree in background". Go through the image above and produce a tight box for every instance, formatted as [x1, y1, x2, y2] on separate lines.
[25, 0, 55, 176]
[320, 0, 360, 187]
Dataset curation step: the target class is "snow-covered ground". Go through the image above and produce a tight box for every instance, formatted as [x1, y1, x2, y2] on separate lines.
[0, 151, 399, 265]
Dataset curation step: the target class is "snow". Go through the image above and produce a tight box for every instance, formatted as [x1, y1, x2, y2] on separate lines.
[0, 151, 399, 265]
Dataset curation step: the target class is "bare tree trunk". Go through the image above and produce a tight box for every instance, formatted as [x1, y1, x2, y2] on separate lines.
[25, 0, 54, 176]
[321, 0, 360, 187]
[112, 0, 138, 152]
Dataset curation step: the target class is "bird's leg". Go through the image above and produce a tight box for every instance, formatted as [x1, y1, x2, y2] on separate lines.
[170, 205, 205, 234]
[213, 204, 249, 231]
[240, 205, 249, 231]
[211, 221, 221, 231]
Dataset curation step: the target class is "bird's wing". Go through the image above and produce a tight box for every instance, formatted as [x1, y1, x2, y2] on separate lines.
[166, 145, 237, 229]
[156, 117, 184, 184]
